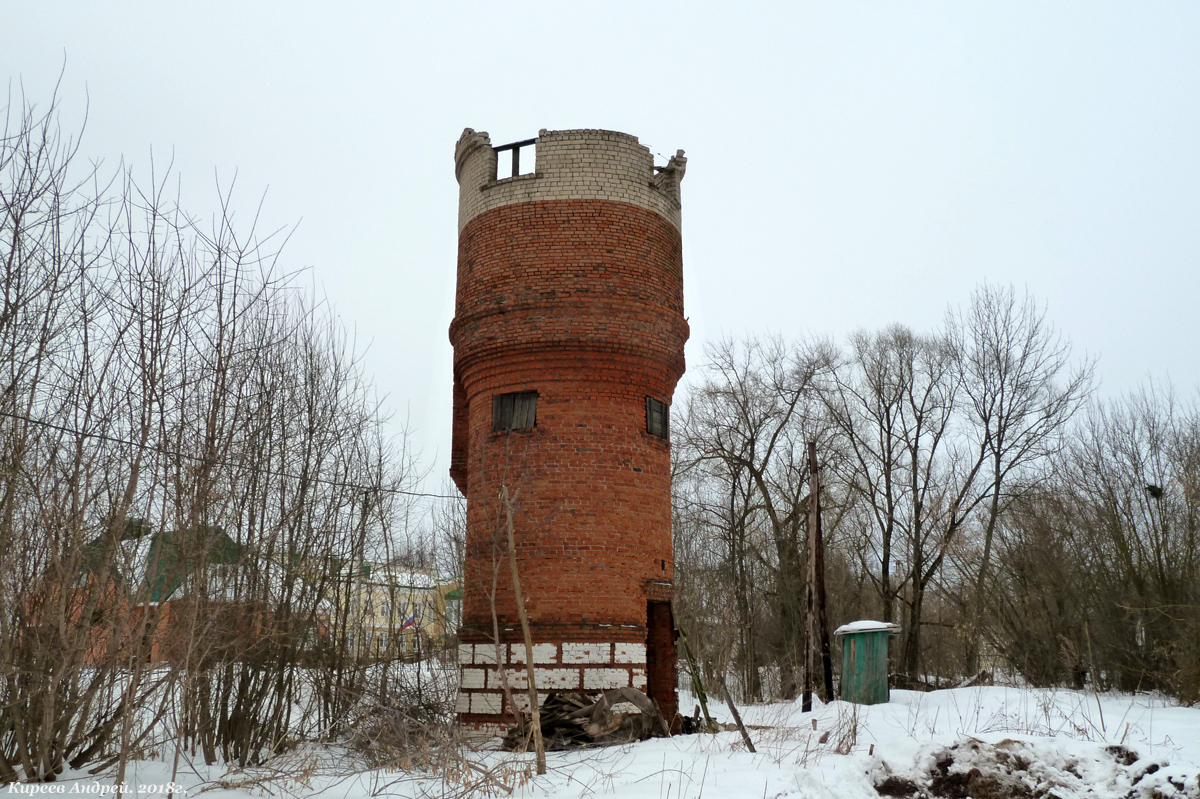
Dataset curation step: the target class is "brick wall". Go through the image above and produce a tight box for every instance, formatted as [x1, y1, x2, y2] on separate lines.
[450, 128, 685, 728]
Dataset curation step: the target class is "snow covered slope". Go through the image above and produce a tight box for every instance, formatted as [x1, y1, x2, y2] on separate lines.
[52, 687, 1198, 799]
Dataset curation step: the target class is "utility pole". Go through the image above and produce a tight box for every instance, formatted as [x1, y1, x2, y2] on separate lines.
[802, 449, 816, 712]
[812, 443, 835, 702]
[802, 442, 834, 710]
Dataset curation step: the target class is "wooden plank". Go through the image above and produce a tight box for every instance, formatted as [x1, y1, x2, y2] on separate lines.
[646, 397, 669, 439]
[492, 393, 510, 431]
[671, 601, 716, 733]
[514, 392, 537, 429]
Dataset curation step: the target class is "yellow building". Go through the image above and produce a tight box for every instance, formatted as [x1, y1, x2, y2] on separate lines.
[350, 565, 459, 661]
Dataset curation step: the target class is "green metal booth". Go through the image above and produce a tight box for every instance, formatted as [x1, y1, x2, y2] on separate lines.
[834, 620, 900, 705]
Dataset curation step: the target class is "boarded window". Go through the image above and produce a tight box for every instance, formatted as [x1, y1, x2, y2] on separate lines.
[646, 397, 670, 440]
[493, 391, 538, 432]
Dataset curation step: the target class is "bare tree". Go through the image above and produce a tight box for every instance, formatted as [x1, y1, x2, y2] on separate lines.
[823, 324, 965, 678]
[676, 336, 833, 699]
[821, 287, 1090, 681]
[945, 284, 1093, 671]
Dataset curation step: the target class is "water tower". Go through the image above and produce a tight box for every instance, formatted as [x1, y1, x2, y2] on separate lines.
[449, 127, 688, 730]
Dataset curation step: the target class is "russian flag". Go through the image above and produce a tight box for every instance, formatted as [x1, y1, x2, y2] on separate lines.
[400, 614, 417, 631]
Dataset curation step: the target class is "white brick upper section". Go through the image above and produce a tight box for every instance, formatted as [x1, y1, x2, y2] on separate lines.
[455, 128, 686, 233]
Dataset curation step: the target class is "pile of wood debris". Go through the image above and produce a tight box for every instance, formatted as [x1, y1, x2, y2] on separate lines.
[501, 687, 671, 751]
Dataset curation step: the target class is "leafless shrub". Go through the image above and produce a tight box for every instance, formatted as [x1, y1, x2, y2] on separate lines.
[1, 86, 430, 780]
[347, 695, 454, 770]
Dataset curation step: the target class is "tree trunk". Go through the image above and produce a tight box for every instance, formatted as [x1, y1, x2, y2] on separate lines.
[503, 487, 545, 775]
[966, 470, 1003, 673]
[734, 531, 761, 701]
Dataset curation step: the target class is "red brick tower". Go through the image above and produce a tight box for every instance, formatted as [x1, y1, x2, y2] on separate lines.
[450, 128, 688, 731]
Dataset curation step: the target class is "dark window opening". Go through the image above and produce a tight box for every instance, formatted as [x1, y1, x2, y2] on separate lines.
[493, 391, 538, 432]
[646, 397, 670, 440]
[493, 138, 537, 179]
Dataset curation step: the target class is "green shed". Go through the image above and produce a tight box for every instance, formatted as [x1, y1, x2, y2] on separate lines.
[834, 620, 900, 705]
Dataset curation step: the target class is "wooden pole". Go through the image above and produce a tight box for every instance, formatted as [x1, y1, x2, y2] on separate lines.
[802, 442, 820, 712]
[503, 486, 545, 775]
[672, 603, 716, 733]
[811, 443, 835, 702]
[714, 669, 756, 752]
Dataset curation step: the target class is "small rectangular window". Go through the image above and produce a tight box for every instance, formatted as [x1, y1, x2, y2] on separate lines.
[646, 397, 670, 440]
[493, 391, 538, 432]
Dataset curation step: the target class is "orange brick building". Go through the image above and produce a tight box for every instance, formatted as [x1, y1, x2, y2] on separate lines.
[450, 128, 689, 730]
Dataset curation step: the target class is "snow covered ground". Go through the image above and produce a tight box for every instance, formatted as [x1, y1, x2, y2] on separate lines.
[47, 686, 1199, 799]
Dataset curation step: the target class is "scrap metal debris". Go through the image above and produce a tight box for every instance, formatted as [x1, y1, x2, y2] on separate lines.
[501, 687, 670, 751]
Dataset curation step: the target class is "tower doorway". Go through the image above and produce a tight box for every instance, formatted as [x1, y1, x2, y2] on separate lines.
[646, 600, 679, 731]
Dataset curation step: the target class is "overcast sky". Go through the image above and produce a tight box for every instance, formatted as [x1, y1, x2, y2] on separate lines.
[7, 2, 1199, 491]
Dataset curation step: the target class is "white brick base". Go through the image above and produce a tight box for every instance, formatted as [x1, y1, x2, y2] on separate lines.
[562, 642, 612, 664]
[510, 643, 557, 664]
[457, 640, 648, 718]
[511, 692, 551, 712]
[471, 692, 502, 715]
[614, 643, 646, 663]
[501, 668, 578, 691]
[457, 643, 503, 665]
[584, 668, 631, 690]
[460, 667, 486, 689]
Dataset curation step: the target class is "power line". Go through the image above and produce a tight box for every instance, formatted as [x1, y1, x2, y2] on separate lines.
[0, 409, 465, 501]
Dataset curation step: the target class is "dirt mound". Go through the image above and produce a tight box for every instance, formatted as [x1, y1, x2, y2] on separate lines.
[873, 738, 1194, 799]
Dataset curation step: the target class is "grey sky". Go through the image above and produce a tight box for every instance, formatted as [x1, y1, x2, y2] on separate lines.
[7, 2, 1199, 490]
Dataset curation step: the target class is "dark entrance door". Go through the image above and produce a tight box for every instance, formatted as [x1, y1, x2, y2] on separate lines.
[645, 600, 679, 732]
